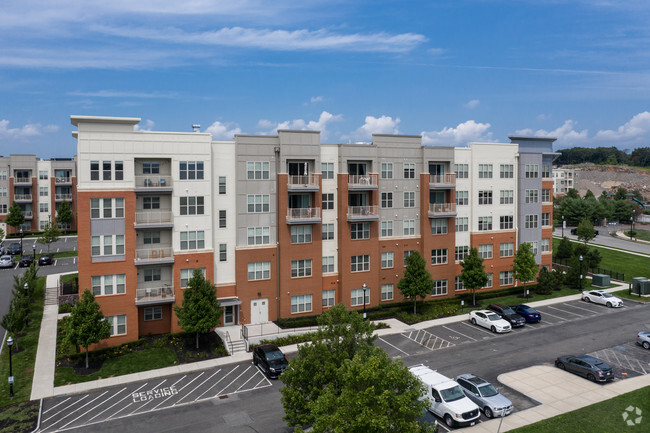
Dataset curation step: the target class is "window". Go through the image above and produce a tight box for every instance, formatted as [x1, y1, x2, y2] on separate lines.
[0, 204, 6, 214]
[500, 242, 514, 257]
[218, 210, 226, 228]
[321, 162, 334, 179]
[542, 189, 551, 202]
[455, 217, 468, 232]
[39, 187, 47, 197]
[500, 215, 514, 230]
[542, 164, 551, 178]
[103, 161, 112, 180]
[322, 256, 335, 273]
[219, 244, 227, 262]
[530, 241, 538, 255]
[39, 170, 48, 180]
[478, 244, 493, 259]
[500, 164, 514, 178]
[500, 271, 513, 286]
[542, 212, 551, 227]
[91, 235, 124, 257]
[403, 250, 415, 266]
[322, 223, 335, 240]
[247, 161, 269, 180]
[478, 216, 492, 231]
[144, 306, 162, 321]
[322, 193, 334, 210]
[403, 191, 415, 207]
[90, 161, 99, 180]
[291, 259, 312, 278]
[431, 219, 448, 235]
[381, 284, 393, 301]
[180, 231, 205, 250]
[478, 190, 493, 205]
[115, 161, 123, 180]
[525, 190, 538, 204]
[432, 279, 447, 296]
[180, 268, 206, 288]
[39, 203, 48, 213]
[542, 238, 550, 252]
[103, 198, 113, 218]
[248, 261, 270, 280]
[39, 221, 47, 230]
[351, 288, 369, 306]
[403, 219, 415, 236]
[143, 197, 160, 209]
[381, 162, 393, 179]
[247, 227, 270, 245]
[90, 198, 124, 219]
[180, 161, 205, 180]
[478, 164, 493, 178]
[484, 273, 493, 288]
[403, 163, 415, 179]
[455, 246, 469, 261]
[291, 295, 312, 313]
[91, 274, 126, 296]
[381, 192, 393, 208]
[290, 225, 312, 243]
[180, 196, 205, 215]
[500, 190, 514, 204]
[143, 231, 160, 245]
[525, 164, 539, 178]
[431, 248, 447, 265]
[0, 170, 7, 180]
[218, 176, 226, 194]
[143, 162, 160, 174]
[456, 191, 468, 206]
[247, 194, 270, 213]
[322, 289, 335, 307]
[381, 252, 394, 268]
[454, 163, 468, 179]
[144, 268, 161, 282]
[106, 314, 126, 336]
[351, 254, 370, 272]
[381, 220, 393, 237]
[351, 222, 370, 240]
[525, 214, 538, 229]
[455, 276, 465, 291]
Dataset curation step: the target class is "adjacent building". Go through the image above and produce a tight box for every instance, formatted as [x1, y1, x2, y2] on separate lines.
[552, 167, 578, 196]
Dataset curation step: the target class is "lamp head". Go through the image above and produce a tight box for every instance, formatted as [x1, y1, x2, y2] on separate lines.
[579, 255, 583, 262]
[7, 336, 13, 346]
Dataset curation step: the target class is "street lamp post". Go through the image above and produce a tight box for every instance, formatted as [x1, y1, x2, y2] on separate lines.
[19, 228, 23, 255]
[561, 215, 565, 237]
[362, 283, 367, 320]
[23, 282, 29, 327]
[632, 210, 636, 241]
[32, 243, 36, 261]
[579, 255, 584, 292]
[7, 336, 14, 398]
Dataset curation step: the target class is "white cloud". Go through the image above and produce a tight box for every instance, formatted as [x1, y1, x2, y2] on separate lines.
[344, 115, 401, 141]
[464, 99, 480, 109]
[421, 120, 492, 146]
[68, 90, 176, 98]
[258, 111, 342, 140]
[206, 120, 242, 140]
[310, 96, 323, 103]
[595, 111, 650, 142]
[0, 119, 59, 138]
[134, 119, 155, 131]
[514, 120, 589, 145]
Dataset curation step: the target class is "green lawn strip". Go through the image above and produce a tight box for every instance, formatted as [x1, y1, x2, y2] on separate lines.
[624, 230, 650, 241]
[54, 348, 177, 386]
[50, 250, 78, 258]
[0, 277, 46, 408]
[612, 289, 650, 303]
[0, 400, 40, 433]
[509, 386, 650, 433]
[59, 273, 77, 285]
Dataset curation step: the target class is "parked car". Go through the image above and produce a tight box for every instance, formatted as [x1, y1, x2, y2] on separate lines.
[487, 304, 525, 328]
[7, 243, 22, 255]
[637, 331, 650, 350]
[555, 355, 614, 382]
[510, 304, 542, 323]
[38, 254, 54, 266]
[252, 344, 289, 379]
[469, 310, 511, 333]
[0, 255, 15, 268]
[18, 255, 34, 267]
[570, 228, 598, 237]
[582, 290, 623, 308]
[455, 374, 514, 418]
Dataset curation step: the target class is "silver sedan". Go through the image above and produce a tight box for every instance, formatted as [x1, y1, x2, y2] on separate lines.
[637, 331, 650, 350]
[0, 255, 15, 268]
[582, 290, 623, 308]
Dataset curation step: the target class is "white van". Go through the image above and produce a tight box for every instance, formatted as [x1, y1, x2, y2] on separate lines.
[409, 364, 480, 428]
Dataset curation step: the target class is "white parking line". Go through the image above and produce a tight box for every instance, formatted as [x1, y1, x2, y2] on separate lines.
[443, 325, 477, 341]
[43, 392, 108, 431]
[547, 305, 584, 317]
[461, 321, 495, 336]
[379, 336, 410, 356]
[57, 391, 111, 430]
[534, 309, 565, 321]
[563, 303, 599, 314]
[212, 366, 255, 399]
[189, 369, 227, 401]
[152, 375, 188, 410]
[86, 387, 131, 422]
[42, 395, 89, 424]
[129, 379, 168, 415]
[42, 397, 71, 415]
[173, 371, 207, 405]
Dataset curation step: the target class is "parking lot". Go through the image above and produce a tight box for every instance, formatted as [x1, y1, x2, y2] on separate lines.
[40, 363, 272, 433]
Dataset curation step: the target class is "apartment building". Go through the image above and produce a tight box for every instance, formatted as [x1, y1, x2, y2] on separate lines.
[0, 154, 77, 234]
[73, 115, 555, 348]
[552, 167, 578, 196]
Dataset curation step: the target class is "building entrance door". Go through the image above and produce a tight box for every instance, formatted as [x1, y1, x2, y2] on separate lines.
[250, 298, 269, 324]
[223, 305, 235, 326]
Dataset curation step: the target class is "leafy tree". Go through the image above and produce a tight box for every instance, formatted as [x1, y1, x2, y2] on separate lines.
[585, 248, 602, 271]
[612, 199, 634, 223]
[397, 251, 433, 314]
[614, 187, 628, 201]
[38, 222, 61, 252]
[576, 218, 595, 244]
[0, 226, 5, 242]
[512, 243, 538, 298]
[552, 268, 565, 291]
[584, 189, 595, 199]
[65, 289, 111, 368]
[459, 248, 489, 306]
[566, 188, 580, 199]
[555, 237, 574, 261]
[173, 269, 222, 349]
[5, 202, 25, 232]
[535, 267, 554, 295]
[564, 256, 586, 290]
[1, 297, 28, 347]
[56, 200, 73, 233]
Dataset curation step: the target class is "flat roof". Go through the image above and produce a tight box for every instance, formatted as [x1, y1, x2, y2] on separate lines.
[71, 115, 141, 127]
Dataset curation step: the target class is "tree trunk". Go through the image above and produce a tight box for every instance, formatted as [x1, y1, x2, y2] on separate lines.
[196, 331, 199, 350]
[523, 281, 527, 298]
[413, 297, 417, 315]
[85, 347, 89, 369]
[472, 288, 476, 306]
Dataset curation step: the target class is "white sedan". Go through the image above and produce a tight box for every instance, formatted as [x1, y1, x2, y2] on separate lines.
[0, 255, 15, 268]
[469, 310, 512, 333]
[582, 290, 623, 308]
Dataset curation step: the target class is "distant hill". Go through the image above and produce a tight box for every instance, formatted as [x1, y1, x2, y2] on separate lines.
[557, 146, 650, 167]
[570, 165, 650, 199]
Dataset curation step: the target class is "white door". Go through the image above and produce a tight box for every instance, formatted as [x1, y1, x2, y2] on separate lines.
[250, 298, 269, 324]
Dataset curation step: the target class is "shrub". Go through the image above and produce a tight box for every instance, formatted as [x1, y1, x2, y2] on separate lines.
[58, 303, 73, 314]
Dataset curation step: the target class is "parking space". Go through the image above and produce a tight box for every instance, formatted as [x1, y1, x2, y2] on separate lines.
[40, 363, 271, 433]
[589, 343, 650, 378]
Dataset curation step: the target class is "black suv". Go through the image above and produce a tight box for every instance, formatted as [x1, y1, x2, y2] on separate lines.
[253, 344, 289, 379]
[7, 243, 22, 255]
[487, 304, 525, 327]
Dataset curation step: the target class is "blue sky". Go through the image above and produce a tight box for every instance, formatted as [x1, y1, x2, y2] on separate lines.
[2, 0, 650, 158]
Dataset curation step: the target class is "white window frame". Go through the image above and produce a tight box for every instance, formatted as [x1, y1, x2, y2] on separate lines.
[91, 274, 126, 296]
[291, 259, 312, 278]
[180, 268, 206, 288]
[500, 190, 514, 205]
[403, 219, 415, 236]
[456, 191, 469, 206]
[500, 215, 514, 230]
[381, 220, 393, 237]
[431, 248, 448, 265]
[247, 161, 270, 180]
[322, 256, 335, 273]
[454, 164, 468, 179]
[455, 246, 469, 261]
[351, 222, 370, 240]
[247, 226, 270, 245]
[478, 244, 493, 259]
[291, 295, 313, 313]
[431, 219, 448, 235]
[247, 194, 270, 213]
[351, 288, 369, 306]
[351, 254, 370, 272]
[322, 289, 335, 307]
[381, 251, 394, 269]
[381, 284, 394, 301]
[321, 162, 334, 179]
[144, 306, 163, 321]
[322, 223, 335, 240]
[248, 261, 271, 281]
[106, 314, 126, 336]
[432, 279, 448, 296]
[455, 217, 468, 232]
[478, 164, 493, 179]
[500, 164, 513, 178]
[478, 216, 492, 231]
[500, 242, 514, 257]
[180, 231, 205, 250]
[500, 271, 514, 286]
[525, 214, 538, 229]
[290, 225, 312, 244]
[403, 191, 415, 207]
[381, 162, 393, 179]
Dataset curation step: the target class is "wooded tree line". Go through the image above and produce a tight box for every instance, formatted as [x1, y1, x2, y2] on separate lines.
[556, 146, 650, 166]
[556, 188, 639, 226]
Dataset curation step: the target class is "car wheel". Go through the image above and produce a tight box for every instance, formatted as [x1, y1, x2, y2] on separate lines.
[642, 341, 650, 350]
[556, 362, 565, 370]
[606, 302, 612, 308]
[444, 414, 455, 428]
[484, 407, 493, 418]
[587, 373, 597, 382]
[491, 326, 497, 333]
[583, 297, 590, 303]
[471, 318, 477, 325]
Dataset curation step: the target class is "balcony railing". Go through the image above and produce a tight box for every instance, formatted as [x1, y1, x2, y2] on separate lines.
[14, 178, 31, 184]
[287, 174, 319, 190]
[135, 286, 175, 305]
[429, 173, 456, 188]
[428, 203, 456, 217]
[135, 210, 173, 226]
[14, 194, 32, 201]
[134, 247, 174, 265]
[348, 174, 378, 190]
[134, 175, 173, 189]
[22, 211, 33, 219]
[55, 177, 72, 184]
[55, 194, 73, 201]
[286, 207, 321, 224]
[347, 205, 379, 221]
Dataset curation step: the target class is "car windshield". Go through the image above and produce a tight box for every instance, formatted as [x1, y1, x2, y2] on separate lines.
[440, 385, 466, 402]
[478, 384, 498, 397]
[502, 307, 516, 315]
[488, 314, 502, 321]
[265, 349, 285, 361]
[601, 293, 613, 298]
[522, 307, 535, 314]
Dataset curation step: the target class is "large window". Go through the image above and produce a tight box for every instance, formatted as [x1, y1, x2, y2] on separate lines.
[500, 190, 514, 205]
[143, 162, 160, 174]
[478, 216, 492, 231]
[455, 246, 469, 262]
[322, 223, 335, 240]
[381, 192, 393, 208]
[321, 162, 334, 179]
[454, 164, 468, 179]
[351, 254, 370, 272]
[403, 220, 415, 236]
[143, 197, 160, 209]
[500, 215, 514, 230]
[381, 252, 394, 268]
[381, 220, 393, 237]
[180, 231, 205, 250]
[542, 213, 551, 226]
[40, 203, 48, 213]
[246, 161, 269, 180]
[542, 164, 551, 178]
[351, 288, 369, 306]
[456, 217, 468, 232]
[106, 314, 126, 336]
[291, 259, 312, 278]
[403, 191, 415, 207]
[180, 268, 206, 288]
[381, 162, 393, 179]
[456, 191, 468, 206]
[219, 176, 227, 194]
[322, 290, 335, 307]
[39, 187, 47, 197]
[91, 274, 126, 296]
[500, 271, 513, 286]
[525, 190, 538, 204]
[525, 164, 539, 178]
[542, 238, 550, 252]
[525, 214, 538, 229]
[247, 194, 270, 213]
[247, 227, 270, 245]
[291, 295, 312, 313]
[431, 248, 448, 265]
[180, 161, 204, 180]
[91, 235, 124, 257]
[144, 268, 161, 282]
[478, 190, 493, 205]
[90, 198, 124, 219]
[351, 222, 370, 240]
[500, 164, 514, 178]
[291, 225, 312, 243]
[248, 261, 271, 281]
[403, 163, 415, 179]
[144, 306, 162, 321]
[381, 284, 394, 301]
[478, 164, 493, 179]
[500, 242, 514, 257]
[322, 193, 334, 210]
[432, 279, 448, 296]
[542, 189, 551, 202]
[431, 219, 448, 235]
[478, 244, 493, 259]
[322, 256, 335, 273]
[143, 231, 160, 245]
[180, 196, 204, 215]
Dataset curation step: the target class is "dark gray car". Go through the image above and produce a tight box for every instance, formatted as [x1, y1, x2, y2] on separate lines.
[487, 304, 525, 327]
[455, 374, 514, 418]
[555, 355, 613, 382]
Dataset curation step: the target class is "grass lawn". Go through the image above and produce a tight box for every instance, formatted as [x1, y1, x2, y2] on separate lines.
[51, 250, 78, 258]
[509, 386, 650, 433]
[0, 400, 40, 433]
[60, 273, 77, 285]
[624, 230, 650, 242]
[612, 289, 650, 303]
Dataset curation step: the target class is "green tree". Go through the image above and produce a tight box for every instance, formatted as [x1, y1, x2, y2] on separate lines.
[566, 188, 580, 199]
[65, 290, 111, 369]
[1, 297, 28, 348]
[459, 248, 489, 306]
[56, 200, 73, 233]
[5, 201, 25, 232]
[0, 226, 5, 242]
[512, 243, 538, 298]
[584, 189, 595, 199]
[552, 268, 565, 291]
[173, 269, 222, 349]
[585, 248, 602, 271]
[535, 267, 554, 295]
[555, 237, 574, 261]
[576, 218, 595, 244]
[38, 221, 61, 252]
[397, 251, 433, 314]
[615, 187, 628, 201]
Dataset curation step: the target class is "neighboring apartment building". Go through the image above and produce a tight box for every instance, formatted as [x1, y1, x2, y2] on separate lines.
[0, 154, 77, 234]
[73, 115, 555, 348]
[552, 167, 577, 196]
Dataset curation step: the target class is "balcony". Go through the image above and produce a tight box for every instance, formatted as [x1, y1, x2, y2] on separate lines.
[134, 247, 174, 266]
[348, 174, 378, 190]
[428, 203, 457, 218]
[55, 194, 73, 202]
[13, 178, 31, 184]
[287, 174, 319, 191]
[22, 211, 33, 219]
[347, 205, 379, 221]
[55, 177, 72, 185]
[134, 210, 173, 229]
[429, 173, 456, 189]
[134, 175, 173, 193]
[286, 207, 321, 224]
[135, 286, 175, 306]
[14, 194, 32, 202]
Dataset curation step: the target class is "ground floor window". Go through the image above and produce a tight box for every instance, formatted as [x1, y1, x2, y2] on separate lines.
[144, 306, 162, 321]
[432, 279, 447, 296]
[106, 314, 127, 336]
[381, 284, 393, 301]
[291, 294, 312, 313]
[322, 289, 335, 307]
[351, 288, 369, 306]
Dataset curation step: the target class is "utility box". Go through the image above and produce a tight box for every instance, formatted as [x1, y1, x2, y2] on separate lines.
[639, 280, 650, 295]
[633, 277, 647, 294]
[592, 274, 610, 287]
